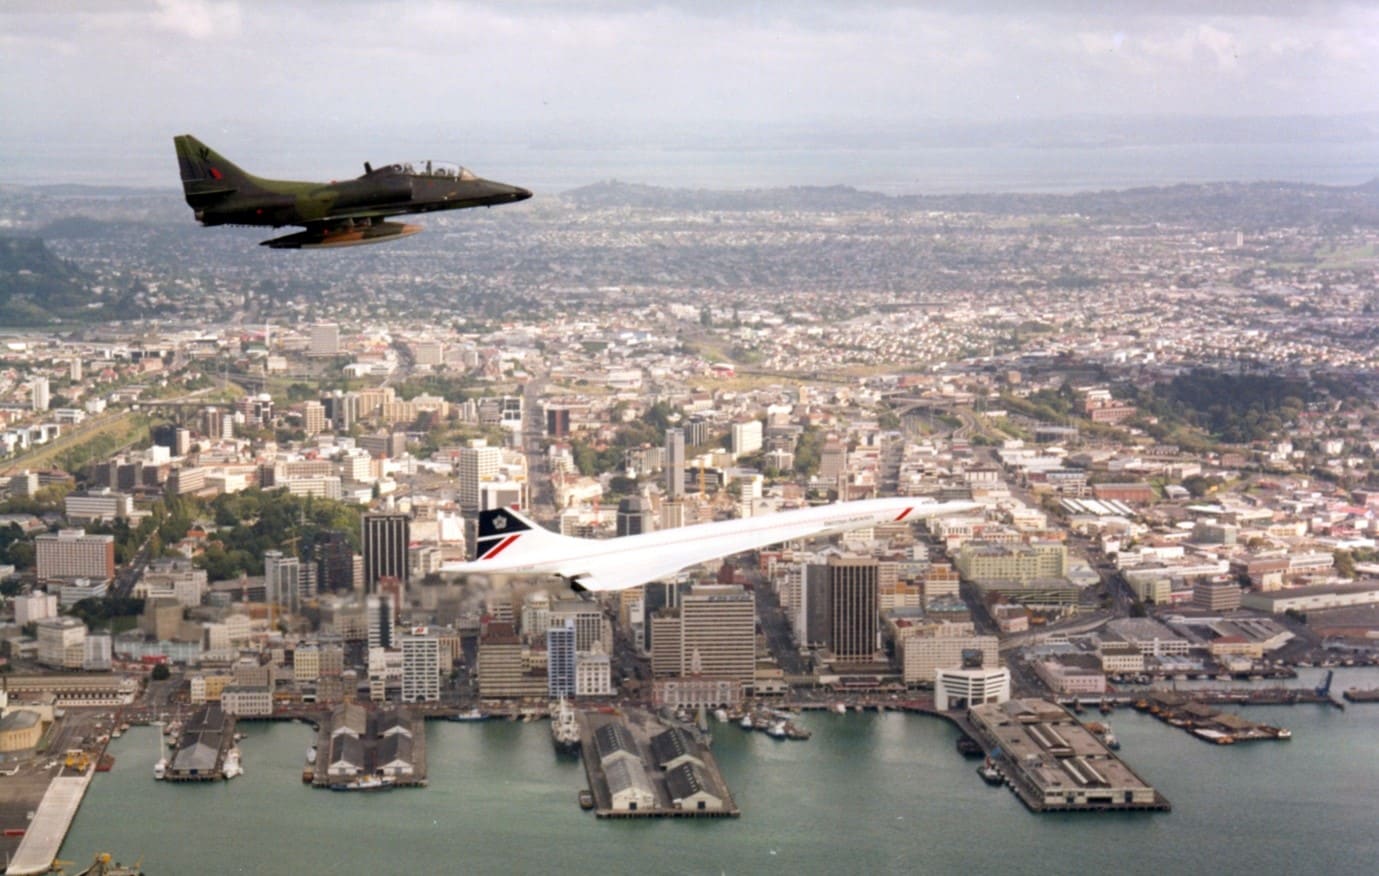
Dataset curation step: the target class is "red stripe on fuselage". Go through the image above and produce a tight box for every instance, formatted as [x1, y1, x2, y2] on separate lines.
[481, 534, 520, 560]
[894, 507, 913, 521]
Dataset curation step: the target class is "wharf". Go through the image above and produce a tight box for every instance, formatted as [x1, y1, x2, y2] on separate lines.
[579, 707, 740, 819]
[1133, 695, 1292, 744]
[6, 771, 93, 875]
[163, 705, 236, 782]
[966, 699, 1170, 814]
[1342, 688, 1379, 703]
[310, 704, 426, 791]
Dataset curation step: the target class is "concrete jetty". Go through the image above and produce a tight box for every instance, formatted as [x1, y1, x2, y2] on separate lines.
[7, 771, 93, 875]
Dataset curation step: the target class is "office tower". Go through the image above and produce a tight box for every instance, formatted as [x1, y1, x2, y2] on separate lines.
[35, 530, 115, 582]
[665, 427, 685, 499]
[367, 593, 397, 651]
[547, 619, 576, 698]
[362, 512, 410, 594]
[322, 391, 360, 432]
[617, 496, 652, 536]
[819, 441, 846, 491]
[521, 590, 551, 639]
[678, 585, 755, 687]
[730, 418, 762, 456]
[309, 322, 340, 357]
[641, 580, 680, 652]
[303, 400, 327, 435]
[264, 549, 302, 617]
[827, 556, 879, 663]
[551, 600, 610, 653]
[402, 630, 441, 702]
[457, 439, 501, 512]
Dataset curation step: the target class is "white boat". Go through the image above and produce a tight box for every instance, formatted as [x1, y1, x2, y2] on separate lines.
[223, 747, 243, 779]
[740, 714, 753, 730]
[832, 703, 848, 715]
[450, 708, 488, 722]
[766, 720, 787, 738]
[332, 776, 394, 791]
[551, 698, 580, 753]
[306, 745, 317, 765]
[153, 757, 167, 780]
[713, 709, 728, 723]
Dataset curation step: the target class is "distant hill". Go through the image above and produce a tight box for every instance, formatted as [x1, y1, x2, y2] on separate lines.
[0, 235, 96, 325]
[562, 179, 1379, 228]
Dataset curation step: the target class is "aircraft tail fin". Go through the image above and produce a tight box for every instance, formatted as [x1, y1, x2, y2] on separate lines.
[471, 506, 570, 563]
[173, 134, 248, 207]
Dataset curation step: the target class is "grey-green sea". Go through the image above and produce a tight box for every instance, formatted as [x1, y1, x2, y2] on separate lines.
[62, 669, 1379, 875]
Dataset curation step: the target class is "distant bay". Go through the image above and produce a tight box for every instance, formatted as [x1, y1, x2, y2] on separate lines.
[4, 134, 1377, 196]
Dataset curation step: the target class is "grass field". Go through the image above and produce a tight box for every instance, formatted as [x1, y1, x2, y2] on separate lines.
[1, 411, 149, 474]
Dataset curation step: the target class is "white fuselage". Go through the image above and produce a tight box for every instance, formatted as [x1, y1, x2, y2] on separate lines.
[443, 496, 978, 592]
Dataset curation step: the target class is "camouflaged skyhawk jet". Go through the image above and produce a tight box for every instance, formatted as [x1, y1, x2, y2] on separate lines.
[173, 134, 531, 249]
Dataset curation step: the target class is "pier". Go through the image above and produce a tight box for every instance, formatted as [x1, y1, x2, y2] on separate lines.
[310, 704, 427, 791]
[1132, 694, 1293, 744]
[163, 705, 237, 782]
[966, 699, 1170, 813]
[579, 707, 739, 819]
[6, 771, 93, 875]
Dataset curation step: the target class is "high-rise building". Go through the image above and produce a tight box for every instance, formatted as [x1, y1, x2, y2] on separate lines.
[309, 322, 340, 357]
[678, 585, 755, 688]
[36, 617, 86, 669]
[366, 593, 397, 651]
[547, 619, 576, 698]
[730, 419, 763, 457]
[665, 427, 685, 499]
[31, 376, 49, 412]
[575, 643, 613, 696]
[303, 400, 328, 435]
[827, 556, 879, 663]
[551, 600, 610, 653]
[457, 439, 502, 512]
[617, 496, 652, 537]
[14, 591, 58, 626]
[362, 513, 410, 594]
[412, 339, 444, 366]
[264, 549, 302, 617]
[322, 391, 360, 432]
[35, 530, 115, 583]
[521, 591, 551, 639]
[312, 531, 356, 593]
[401, 629, 441, 702]
[660, 500, 685, 531]
[477, 622, 547, 699]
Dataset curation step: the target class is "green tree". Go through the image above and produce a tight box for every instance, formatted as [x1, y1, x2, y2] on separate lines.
[1334, 550, 1357, 579]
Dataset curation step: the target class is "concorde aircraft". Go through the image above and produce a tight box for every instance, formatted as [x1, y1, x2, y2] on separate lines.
[441, 497, 979, 593]
[173, 134, 530, 248]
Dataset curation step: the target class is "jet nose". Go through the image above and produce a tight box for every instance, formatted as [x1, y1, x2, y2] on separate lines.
[509, 185, 533, 202]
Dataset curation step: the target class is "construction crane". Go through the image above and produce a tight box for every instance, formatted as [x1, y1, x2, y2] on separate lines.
[1315, 669, 1334, 698]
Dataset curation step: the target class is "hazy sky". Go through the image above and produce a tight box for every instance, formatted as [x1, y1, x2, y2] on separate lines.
[3, 1, 1378, 187]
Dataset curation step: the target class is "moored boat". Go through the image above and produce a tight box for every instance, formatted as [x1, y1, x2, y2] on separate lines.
[551, 698, 580, 754]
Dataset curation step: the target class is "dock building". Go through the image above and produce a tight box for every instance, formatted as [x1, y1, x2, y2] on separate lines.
[968, 699, 1167, 812]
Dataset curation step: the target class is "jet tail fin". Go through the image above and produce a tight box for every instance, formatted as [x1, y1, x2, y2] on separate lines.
[173, 134, 248, 207]
[472, 506, 570, 562]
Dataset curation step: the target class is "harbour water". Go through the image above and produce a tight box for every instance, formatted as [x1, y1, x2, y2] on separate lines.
[61, 670, 1379, 875]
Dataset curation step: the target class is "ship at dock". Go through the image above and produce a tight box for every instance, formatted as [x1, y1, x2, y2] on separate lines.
[551, 698, 580, 754]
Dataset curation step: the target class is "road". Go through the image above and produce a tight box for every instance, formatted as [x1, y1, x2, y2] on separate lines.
[521, 372, 556, 520]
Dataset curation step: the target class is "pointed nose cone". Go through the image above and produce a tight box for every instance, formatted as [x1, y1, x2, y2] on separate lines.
[477, 179, 532, 206]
